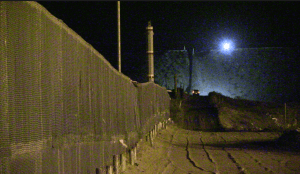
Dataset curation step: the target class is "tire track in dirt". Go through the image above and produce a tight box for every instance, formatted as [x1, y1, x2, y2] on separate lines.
[219, 136, 246, 174]
[186, 133, 215, 174]
[197, 136, 218, 174]
[231, 135, 274, 173]
[165, 128, 215, 173]
[162, 126, 196, 174]
[242, 150, 272, 173]
[199, 137, 216, 165]
[219, 133, 279, 173]
[223, 147, 246, 174]
[161, 127, 178, 174]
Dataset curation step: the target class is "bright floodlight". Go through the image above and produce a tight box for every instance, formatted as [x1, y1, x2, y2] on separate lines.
[220, 39, 234, 54]
[223, 43, 230, 50]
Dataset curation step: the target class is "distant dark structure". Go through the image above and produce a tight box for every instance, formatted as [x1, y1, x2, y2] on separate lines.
[192, 47, 300, 103]
[155, 46, 300, 103]
[155, 47, 190, 92]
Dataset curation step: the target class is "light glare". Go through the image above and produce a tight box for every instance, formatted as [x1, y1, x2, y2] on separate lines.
[219, 39, 234, 54]
[223, 43, 230, 50]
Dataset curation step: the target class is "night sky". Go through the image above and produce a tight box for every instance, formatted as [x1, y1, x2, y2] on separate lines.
[37, 1, 300, 83]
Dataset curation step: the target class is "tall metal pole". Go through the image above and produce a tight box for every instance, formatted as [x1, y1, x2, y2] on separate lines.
[146, 21, 154, 82]
[118, 1, 121, 72]
[285, 103, 286, 126]
[174, 74, 177, 98]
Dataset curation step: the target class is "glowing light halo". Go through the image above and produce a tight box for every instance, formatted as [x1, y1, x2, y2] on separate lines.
[223, 43, 230, 50]
[219, 39, 234, 54]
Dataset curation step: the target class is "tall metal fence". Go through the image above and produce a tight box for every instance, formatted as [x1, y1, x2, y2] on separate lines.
[0, 1, 170, 173]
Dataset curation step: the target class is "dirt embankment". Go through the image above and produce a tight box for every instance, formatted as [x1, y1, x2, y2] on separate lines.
[170, 92, 222, 131]
[171, 91, 300, 132]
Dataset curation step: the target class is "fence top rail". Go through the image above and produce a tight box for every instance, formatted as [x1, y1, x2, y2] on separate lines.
[24, 1, 132, 82]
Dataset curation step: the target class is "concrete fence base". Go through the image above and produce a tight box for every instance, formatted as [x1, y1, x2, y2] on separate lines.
[104, 118, 173, 174]
[145, 120, 172, 147]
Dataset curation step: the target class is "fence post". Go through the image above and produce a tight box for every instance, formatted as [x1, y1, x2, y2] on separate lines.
[149, 130, 153, 147]
[129, 148, 135, 165]
[133, 146, 137, 162]
[113, 155, 119, 174]
[106, 166, 113, 174]
[120, 153, 126, 172]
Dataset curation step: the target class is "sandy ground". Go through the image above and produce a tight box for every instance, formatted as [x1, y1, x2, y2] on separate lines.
[121, 124, 300, 174]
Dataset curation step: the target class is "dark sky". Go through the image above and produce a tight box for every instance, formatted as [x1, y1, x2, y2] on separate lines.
[37, 1, 300, 82]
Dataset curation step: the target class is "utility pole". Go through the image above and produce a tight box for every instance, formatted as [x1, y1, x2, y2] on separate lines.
[285, 103, 287, 126]
[174, 74, 177, 98]
[147, 21, 154, 82]
[118, 1, 121, 72]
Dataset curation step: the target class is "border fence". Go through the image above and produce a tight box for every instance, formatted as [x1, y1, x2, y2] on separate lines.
[0, 1, 170, 173]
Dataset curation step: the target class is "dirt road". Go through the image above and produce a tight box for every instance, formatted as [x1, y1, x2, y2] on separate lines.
[122, 124, 300, 174]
